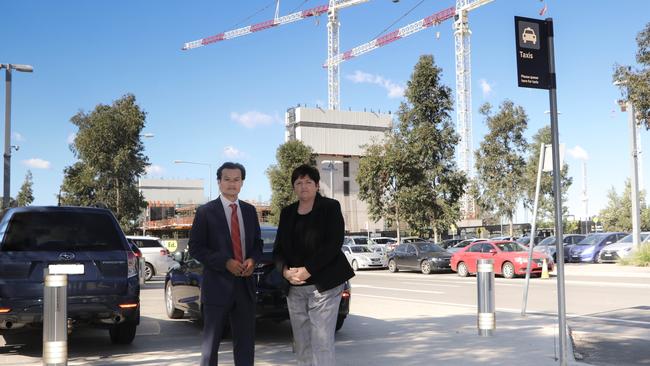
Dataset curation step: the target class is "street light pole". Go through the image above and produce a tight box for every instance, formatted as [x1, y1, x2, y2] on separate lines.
[1, 63, 33, 209]
[321, 160, 342, 198]
[615, 79, 642, 250]
[173, 160, 214, 201]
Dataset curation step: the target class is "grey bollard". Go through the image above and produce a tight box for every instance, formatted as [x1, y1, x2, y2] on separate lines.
[477, 258, 495, 336]
[43, 269, 68, 366]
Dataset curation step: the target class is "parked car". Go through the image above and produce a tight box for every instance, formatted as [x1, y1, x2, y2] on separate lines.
[447, 238, 487, 254]
[387, 242, 452, 274]
[0, 206, 140, 344]
[533, 234, 586, 262]
[567, 232, 628, 263]
[127, 235, 176, 281]
[165, 226, 350, 331]
[599, 232, 650, 263]
[515, 236, 543, 246]
[450, 240, 554, 279]
[370, 237, 396, 246]
[342, 245, 388, 270]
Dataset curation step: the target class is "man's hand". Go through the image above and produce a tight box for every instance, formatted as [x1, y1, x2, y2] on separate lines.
[293, 267, 311, 281]
[241, 258, 255, 277]
[226, 259, 245, 277]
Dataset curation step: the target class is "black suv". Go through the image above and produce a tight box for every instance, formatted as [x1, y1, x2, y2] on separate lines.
[164, 226, 350, 330]
[0, 206, 140, 344]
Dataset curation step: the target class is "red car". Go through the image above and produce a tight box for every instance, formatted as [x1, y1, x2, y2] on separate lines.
[450, 240, 554, 279]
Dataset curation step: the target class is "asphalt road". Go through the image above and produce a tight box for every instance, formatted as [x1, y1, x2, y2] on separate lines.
[1, 264, 648, 365]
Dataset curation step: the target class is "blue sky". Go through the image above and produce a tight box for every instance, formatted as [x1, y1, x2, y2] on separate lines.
[2, 0, 649, 221]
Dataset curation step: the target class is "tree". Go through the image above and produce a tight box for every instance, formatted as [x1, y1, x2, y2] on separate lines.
[266, 140, 316, 224]
[599, 180, 650, 231]
[60, 94, 149, 232]
[16, 170, 34, 206]
[358, 55, 466, 240]
[613, 22, 650, 129]
[522, 126, 573, 223]
[474, 100, 529, 236]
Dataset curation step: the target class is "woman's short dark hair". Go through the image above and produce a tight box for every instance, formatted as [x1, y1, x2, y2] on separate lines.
[217, 162, 246, 180]
[291, 164, 320, 185]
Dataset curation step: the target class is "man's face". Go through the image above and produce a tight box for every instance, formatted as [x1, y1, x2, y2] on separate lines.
[218, 168, 243, 201]
[293, 175, 319, 202]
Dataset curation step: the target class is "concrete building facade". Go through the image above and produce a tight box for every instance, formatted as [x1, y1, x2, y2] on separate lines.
[285, 107, 392, 232]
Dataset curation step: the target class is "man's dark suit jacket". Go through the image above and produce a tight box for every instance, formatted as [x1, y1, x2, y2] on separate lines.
[273, 193, 354, 292]
[188, 197, 263, 305]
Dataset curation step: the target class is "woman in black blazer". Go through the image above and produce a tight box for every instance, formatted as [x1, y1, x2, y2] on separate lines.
[273, 164, 354, 366]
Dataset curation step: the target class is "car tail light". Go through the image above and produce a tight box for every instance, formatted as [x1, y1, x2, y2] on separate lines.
[160, 248, 170, 256]
[127, 251, 138, 278]
[118, 303, 139, 309]
[0, 308, 11, 313]
[342, 289, 351, 299]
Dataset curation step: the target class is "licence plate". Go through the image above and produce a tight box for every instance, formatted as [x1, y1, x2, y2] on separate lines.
[48, 263, 85, 275]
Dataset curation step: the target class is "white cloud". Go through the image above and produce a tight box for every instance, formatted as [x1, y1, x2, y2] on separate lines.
[230, 111, 275, 128]
[347, 70, 404, 99]
[67, 133, 76, 144]
[145, 165, 164, 176]
[568, 145, 589, 160]
[23, 158, 51, 169]
[223, 146, 243, 158]
[479, 79, 493, 97]
[13, 132, 24, 142]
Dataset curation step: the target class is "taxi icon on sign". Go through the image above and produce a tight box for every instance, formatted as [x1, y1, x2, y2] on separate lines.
[522, 27, 537, 45]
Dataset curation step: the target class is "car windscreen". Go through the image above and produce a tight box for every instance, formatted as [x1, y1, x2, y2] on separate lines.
[576, 234, 605, 245]
[261, 229, 277, 253]
[1, 211, 123, 251]
[616, 233, 650, 243]
[350, 246, 371, 253]
[538, 236, 556, 246]
[415, 243, 444, 252]
[496, 242, 526, 252]
[352, 238, 370, 245]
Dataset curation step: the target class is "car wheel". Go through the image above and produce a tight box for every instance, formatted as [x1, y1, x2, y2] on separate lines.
[144, 263, 154, 281]
[502, 262, 515, 279]
[165, 281, 184, 319]
[457, 262, 469, 277]
[109, 321, 137, 344]
[335, 315, 345, 331]
[351, 260, 359, 271]
[420, 260, 432, 274]
[388, 259, 398, 273]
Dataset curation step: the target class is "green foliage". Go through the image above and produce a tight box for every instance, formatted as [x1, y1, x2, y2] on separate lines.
[60, 94, 149, 232]
[358, 55, 466, 238]
[613, 22, 650, 129]
[16, 170, 34, 207]
[523, 126, 573, 222]
[474, 100, 529, 235]
[266, 140, 316, 224]
[599, 180, 650, 231]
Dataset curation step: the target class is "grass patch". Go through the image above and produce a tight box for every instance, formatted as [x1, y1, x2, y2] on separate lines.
[618, 244, 650, 267]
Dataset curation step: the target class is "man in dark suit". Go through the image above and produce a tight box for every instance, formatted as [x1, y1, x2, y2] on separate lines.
[189, 162, 263, 366]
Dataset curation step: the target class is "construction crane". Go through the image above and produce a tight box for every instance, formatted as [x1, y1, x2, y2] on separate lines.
[182, 0, 371, 110]
[324, 0, 493, 219]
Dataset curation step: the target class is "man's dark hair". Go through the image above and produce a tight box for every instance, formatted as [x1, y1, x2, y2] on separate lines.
[291, 164, 320, 185]
[217, 162, 246, 181]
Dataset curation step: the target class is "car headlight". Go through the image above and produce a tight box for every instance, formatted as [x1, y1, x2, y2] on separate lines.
[624, 247, 633, 252]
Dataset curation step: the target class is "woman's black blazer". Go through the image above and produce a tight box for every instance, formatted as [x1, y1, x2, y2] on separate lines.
[273, 194, 354, 292]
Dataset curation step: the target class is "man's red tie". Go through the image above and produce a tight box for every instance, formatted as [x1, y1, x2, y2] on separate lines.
[230, 203, 243, 262]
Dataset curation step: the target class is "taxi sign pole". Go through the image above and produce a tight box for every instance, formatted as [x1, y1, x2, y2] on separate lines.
[546, 18, 569, 365]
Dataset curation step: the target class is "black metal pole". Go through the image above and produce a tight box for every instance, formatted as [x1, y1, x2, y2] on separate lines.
[546, 17, 568, 365]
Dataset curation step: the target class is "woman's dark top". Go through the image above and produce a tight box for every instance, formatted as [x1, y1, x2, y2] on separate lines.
[273, 193, 354, 292]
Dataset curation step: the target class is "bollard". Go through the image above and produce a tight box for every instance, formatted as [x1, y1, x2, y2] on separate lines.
[43, 269, 68, 366]
[43, 263, 83, 366]
[477, 258, 495, 336]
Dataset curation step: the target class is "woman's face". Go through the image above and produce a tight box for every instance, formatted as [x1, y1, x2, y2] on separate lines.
[293, 175, 319, 202]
